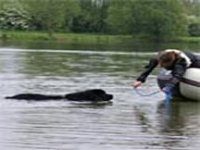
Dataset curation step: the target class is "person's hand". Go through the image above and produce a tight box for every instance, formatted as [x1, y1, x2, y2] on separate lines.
[133, 80, 142, 88]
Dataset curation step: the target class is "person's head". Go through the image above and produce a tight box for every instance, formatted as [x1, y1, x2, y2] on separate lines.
[158, 50, 180, 68]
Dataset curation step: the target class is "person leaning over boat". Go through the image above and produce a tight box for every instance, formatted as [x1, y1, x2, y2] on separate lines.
[133, 49, 200, 100]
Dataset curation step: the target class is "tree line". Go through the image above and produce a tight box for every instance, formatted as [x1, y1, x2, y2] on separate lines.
[0, 0, 200, 40]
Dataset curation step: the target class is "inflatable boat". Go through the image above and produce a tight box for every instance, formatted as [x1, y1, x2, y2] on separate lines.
[157, 68, 200, 101]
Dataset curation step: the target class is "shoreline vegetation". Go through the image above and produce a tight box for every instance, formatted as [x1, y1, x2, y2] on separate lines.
[0, 31, 133, 45]
[1, 0, 200, 48]
[1, 31, 200, 46]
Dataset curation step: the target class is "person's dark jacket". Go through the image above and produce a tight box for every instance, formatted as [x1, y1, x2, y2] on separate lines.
[136, 52, 200, 84]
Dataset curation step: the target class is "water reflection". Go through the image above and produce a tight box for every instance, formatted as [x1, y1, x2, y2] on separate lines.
[1, 40, 200, 52]
[158, 101, 200, 134]
[158, 101, 200, 149]
[134, 100, 200, 149]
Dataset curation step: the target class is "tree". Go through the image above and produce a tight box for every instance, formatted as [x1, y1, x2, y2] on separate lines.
[183, 0, 200, 17]
[131, 0, 188, 41]
[106, 0, 133, 34]
[62, 0, 81, 32]
[22, 0, 66, 37]
[183, 0, 200, 36]
[69, 0, 108, 33]
[0, 0, 29, 30]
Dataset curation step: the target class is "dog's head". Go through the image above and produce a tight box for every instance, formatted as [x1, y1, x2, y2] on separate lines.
[90, 89, 113, 101]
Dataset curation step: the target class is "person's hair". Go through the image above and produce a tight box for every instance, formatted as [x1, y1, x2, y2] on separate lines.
[158, 51, 179, 67]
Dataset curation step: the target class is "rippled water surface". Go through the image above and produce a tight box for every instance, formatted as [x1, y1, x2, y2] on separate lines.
[0, 48, 199, 150]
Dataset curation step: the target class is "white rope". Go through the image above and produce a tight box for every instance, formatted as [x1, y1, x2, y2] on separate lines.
[134, 88, 161, 97]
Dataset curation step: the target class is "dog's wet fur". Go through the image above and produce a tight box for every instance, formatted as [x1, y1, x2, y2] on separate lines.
[5, 89, 113, 102]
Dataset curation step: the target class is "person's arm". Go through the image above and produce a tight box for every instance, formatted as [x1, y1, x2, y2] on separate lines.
[136, 58, 158, 82]
[133, 58, 158, 88]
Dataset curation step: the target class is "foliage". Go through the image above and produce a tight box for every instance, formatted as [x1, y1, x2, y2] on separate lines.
[21, 0, 66, 37]
[188, 23, 200, 36]
[106, 0, 133, 34]
[184, 0, 200, 36]
[62, 0, 81, 32]
[0, 0, 199, 40]
[183, 0, 200, 17]
[69, 0, 108, 33]
[130, 0, 188, 41]
[0, 0, 29, 30]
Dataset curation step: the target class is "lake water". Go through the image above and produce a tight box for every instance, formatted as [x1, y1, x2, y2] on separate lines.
[0, 48, 199, 150]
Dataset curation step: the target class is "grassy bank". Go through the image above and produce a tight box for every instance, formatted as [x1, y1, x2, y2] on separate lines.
[0, 31, 135, 45]
[0, 30, 200, 47]
[175, 36, 200, 43]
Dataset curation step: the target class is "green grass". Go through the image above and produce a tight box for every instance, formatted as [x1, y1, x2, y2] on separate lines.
[176, 36, 200, 43]
[0, 30, 134, 45]
[1, 30, 200, 45]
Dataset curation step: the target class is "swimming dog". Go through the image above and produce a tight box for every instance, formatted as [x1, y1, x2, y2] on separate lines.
[5, 89, 113, 102]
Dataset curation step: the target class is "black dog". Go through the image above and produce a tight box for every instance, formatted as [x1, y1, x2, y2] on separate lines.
[5, 94, 63, 101]
[5, 89, 113, 102]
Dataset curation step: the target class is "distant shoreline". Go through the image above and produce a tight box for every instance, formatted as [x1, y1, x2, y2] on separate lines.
[0, 31, 134, 45]
[0, 31, 200, 52]
[1, 31, 200, 44]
